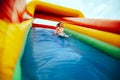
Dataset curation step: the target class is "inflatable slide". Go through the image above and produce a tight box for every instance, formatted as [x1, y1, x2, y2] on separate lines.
[0, 0, 120, 80]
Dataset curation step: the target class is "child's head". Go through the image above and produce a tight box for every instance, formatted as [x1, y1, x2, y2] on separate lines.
[57, 22, 63, 27]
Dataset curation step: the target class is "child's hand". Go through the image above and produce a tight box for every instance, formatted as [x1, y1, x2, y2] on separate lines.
[53, 32, 57, 36]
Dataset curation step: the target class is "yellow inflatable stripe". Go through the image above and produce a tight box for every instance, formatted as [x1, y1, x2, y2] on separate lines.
[0, 19, 32, 80]
[63, 23, 120, 47]
[0, 20, 8, 78]
[0, 20, 8, 52]
[27, 1, 84, 17]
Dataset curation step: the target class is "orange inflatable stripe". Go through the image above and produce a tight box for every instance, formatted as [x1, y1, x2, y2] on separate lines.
[63, 18, 120, 34]
[27, 1, 84, 17]
[34, 12, 62, 21]
[63, 23, 120, 47]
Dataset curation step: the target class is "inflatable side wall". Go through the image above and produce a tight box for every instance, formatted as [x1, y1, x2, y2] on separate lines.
[0, 0, 32, 80]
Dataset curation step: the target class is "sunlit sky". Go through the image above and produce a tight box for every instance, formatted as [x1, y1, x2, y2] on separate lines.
[26, 0, 120, 25]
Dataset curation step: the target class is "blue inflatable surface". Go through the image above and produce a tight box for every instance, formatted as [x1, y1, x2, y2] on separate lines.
[22, 28, 120, 80]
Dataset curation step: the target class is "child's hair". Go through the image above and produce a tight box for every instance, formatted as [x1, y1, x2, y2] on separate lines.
[57, 22, 62, 27]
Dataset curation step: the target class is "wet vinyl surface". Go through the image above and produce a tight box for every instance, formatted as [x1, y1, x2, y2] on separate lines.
[22, 28, 120, 80]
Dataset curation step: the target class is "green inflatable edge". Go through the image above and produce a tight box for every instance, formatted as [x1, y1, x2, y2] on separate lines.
[64, 28, 120, 60]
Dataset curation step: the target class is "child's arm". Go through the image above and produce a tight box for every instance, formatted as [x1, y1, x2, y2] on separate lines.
[53, 28, 59, 36]
[54, 30, 57, 36]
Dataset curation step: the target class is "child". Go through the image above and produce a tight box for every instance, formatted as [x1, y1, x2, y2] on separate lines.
[54, 22, 69, 38]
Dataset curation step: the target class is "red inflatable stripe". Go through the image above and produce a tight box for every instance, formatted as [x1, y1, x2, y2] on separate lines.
[0, 0, 26, 23]
[32, 23, 56, 29]
[63, 18, 120, 34]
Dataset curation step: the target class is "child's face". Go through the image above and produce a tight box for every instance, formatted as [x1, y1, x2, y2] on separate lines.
[59, 23, 63, 27]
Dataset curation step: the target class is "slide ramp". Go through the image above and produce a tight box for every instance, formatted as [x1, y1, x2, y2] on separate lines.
[22, 28, 120, 80]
